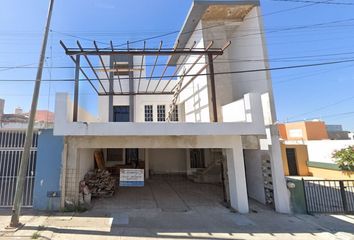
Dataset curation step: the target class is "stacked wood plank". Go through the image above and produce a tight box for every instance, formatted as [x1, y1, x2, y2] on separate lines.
[83, 169, 116, 197]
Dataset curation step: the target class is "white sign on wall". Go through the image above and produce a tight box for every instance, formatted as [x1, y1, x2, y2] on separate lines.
[120, 169, 144, 187]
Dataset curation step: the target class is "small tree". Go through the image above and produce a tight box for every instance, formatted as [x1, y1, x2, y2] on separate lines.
[332, 145, 354, 171]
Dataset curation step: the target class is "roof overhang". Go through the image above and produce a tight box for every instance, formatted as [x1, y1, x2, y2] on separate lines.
[168, 0, 259, 65]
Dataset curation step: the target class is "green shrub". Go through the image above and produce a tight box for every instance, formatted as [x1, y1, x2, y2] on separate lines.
[31, 232, 41, 239]
[332, 145, 354, 171]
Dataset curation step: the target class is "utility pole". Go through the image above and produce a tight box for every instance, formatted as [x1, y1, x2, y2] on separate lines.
[10, 0, 55, 227]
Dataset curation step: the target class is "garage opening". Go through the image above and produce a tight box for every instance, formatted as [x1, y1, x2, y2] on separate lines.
[79, 148, 229, 212]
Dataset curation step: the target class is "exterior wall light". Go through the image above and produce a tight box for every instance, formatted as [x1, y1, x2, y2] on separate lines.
[287, 181, 296, 189]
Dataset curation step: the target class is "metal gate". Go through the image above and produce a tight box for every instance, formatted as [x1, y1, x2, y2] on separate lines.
[0, 130, 38, 207]
[303, 179, 354, 214]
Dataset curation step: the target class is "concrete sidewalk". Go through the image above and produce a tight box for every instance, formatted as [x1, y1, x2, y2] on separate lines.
[0, 204, 353, 240]
[0, 177, 353, 239]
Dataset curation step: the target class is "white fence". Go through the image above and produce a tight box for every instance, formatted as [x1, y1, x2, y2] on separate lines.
[0, 130, 38, 207]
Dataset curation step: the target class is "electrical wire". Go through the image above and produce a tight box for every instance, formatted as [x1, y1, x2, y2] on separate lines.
[0, 58, 353, 82]
[1, 50, 354, 69]
[273, 0, 354, 5]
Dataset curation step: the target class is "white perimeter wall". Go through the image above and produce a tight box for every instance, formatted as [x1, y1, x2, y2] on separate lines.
[148, 148, 187, 174]
[244, 149, 266, 204]
[306, 140, 354, 164]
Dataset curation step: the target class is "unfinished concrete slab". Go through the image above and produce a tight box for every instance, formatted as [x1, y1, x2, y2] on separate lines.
[92, 175, 224, 213]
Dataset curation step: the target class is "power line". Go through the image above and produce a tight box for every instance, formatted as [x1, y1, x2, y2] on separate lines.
[274, 62, 354, 84]
[1, 2, 350, 75]
[54, 17, 354, 49]
[49, 0, 337, 49]
[273, 0, 354, 5]
[291, 111, 354, 122]
[0, 58, 354, 82]
[286, 95, 354, 120]
[1, 50, 354, 70]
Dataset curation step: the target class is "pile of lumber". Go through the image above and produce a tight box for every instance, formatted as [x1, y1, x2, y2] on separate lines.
[83, 169, 116, 197]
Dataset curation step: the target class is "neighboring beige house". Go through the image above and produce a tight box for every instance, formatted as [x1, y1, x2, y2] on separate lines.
[279, 120, 354, 179]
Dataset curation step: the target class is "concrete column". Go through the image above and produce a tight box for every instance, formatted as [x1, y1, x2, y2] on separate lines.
[108, 56, 114, 122]
[269, 125, 291, 213]
[60, 143, 68, 208]
[225, 137, 249, 213]
[186, 149, 192, 175]
[145, 149, 149, 179]
[65, 143, 80, 204]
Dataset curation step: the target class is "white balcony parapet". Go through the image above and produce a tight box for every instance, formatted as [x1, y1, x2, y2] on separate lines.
[54, 92, 265, 136]
[222, 93, 263, 123]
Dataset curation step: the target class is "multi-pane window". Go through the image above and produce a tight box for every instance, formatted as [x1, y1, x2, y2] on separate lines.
[171, 106, 179, 122]
[157, 105, 166, 122]
[144, 105, 153, 122]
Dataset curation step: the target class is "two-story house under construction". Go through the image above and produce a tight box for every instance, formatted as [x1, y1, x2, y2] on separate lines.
[55, 0, 290, 214]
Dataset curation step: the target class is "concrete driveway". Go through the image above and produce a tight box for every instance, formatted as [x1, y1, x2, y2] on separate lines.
[0, 176, 353, 239]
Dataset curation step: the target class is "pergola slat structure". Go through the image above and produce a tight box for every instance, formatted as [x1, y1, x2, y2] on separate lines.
[145, 41, 163, 92]
[76, 41, 108, 95]
[60, 40, 230, 122]
[110, 41, 123, 94]
[137, 41, 146, 92]
[153, 40, 180, 93]
[161, 41, 197, 93]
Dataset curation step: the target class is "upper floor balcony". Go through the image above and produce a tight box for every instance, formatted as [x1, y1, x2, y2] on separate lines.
[53, 92, 267, 137]
[56, 15, 272, 137]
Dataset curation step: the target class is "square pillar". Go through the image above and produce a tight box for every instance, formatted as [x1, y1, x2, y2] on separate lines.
[144, 149, 149, 179]
[64, 144, 80, 205]
[269, 125, 291, 213]
[186, 149, 192, 175]
[226, 137, 249, 213]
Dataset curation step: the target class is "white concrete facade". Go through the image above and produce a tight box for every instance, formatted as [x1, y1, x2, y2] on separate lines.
[306, 140, 354, 164]
[54, 0, 291, 214]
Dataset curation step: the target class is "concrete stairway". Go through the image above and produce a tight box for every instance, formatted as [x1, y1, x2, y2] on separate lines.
[190, 149, 224, 183]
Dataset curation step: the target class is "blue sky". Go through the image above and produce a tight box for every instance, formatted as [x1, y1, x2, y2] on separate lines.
[0, 0, 354, 130]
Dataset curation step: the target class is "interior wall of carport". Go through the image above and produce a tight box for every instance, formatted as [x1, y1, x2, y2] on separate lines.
[243, 149, 268, 205]
[104, 148, 188, 175]
[61, 135, 250, 213]
[78, 148, 212, 177]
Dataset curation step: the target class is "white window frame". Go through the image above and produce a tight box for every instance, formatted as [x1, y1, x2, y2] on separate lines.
[157, 105, 166, 122]
[144, 105, 153, 122]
